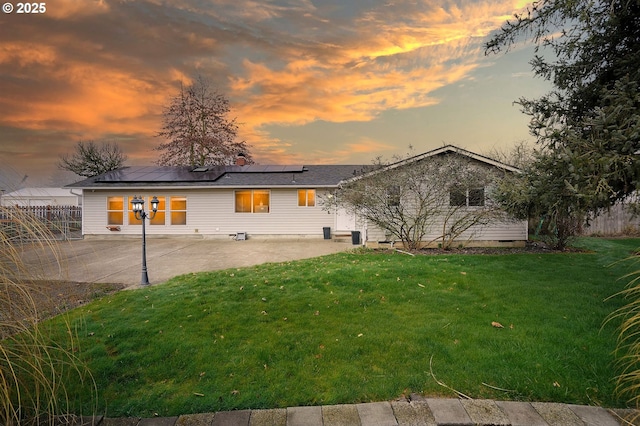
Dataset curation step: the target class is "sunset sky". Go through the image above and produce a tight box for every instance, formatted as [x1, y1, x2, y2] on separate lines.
[0, 0, 551, 187]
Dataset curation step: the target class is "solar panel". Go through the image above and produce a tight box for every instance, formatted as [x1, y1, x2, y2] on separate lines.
[237, 165, 304, 173]
[95, 165, 307, 183]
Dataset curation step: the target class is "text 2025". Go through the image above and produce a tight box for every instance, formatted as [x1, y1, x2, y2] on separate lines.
[16, 2, 46, 13]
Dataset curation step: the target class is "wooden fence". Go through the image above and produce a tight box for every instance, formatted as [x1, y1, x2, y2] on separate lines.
[582, 202, 640, 236]
[0, 205, 82, 241]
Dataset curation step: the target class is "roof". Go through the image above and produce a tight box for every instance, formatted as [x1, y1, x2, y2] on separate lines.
[66, 165, 366, 189]
[2, 187, 80, 198]
[65, 146, 517, 190]
[388, 145, 520, 173]
[342, 145, 521, 184]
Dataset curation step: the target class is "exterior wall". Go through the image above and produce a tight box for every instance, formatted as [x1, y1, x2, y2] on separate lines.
[82, 188, 336, 238]
[364, 215, 528, 247]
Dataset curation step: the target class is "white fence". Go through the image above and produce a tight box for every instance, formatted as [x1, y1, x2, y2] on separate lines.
[0, 205, 82, 242]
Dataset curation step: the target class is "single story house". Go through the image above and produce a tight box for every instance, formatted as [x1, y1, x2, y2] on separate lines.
[66, 145, 528, 246]
[1, 187, 82, 207]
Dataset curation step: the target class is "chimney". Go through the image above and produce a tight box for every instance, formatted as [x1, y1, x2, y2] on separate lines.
[236, 153, 247, 166]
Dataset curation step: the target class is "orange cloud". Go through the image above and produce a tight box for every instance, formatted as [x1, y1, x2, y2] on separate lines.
[44, 0, 110, 19]
[228, 0, 531, 160]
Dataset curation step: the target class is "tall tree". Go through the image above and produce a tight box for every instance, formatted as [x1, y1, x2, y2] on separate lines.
[58, 140, 127, 177]
[485, 0, 640, 245]
[155, 76, 252, 167]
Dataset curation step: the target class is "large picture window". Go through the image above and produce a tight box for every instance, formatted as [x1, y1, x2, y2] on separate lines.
[298, 189, 316, 207]
[235, 190, 270, 213]
[107, 196, 124, 225]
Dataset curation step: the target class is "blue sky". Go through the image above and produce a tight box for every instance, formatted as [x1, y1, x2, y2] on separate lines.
[0, 0, 550, 186]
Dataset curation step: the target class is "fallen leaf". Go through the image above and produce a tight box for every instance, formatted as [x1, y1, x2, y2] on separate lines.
[491, 321, 504, 328]
[461, 271, 467, 275]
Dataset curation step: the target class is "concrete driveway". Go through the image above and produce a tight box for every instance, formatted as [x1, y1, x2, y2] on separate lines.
[20, 237, 354, 288]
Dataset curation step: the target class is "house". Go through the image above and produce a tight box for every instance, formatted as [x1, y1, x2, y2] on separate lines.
[67, 163, 363, 239]
[66, 145, 528, 246]
[343, 145, 528, 248]
[0, 187, 82, 207]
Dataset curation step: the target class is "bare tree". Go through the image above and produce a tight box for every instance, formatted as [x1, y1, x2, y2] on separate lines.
[155, 76, 252, 167]
[484, 141, 534, 170]
[328, 150, 511, 250]
[58, 140, 127, 177]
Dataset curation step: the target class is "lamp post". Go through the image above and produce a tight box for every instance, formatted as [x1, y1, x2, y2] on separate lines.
[131, 195, 159, 285]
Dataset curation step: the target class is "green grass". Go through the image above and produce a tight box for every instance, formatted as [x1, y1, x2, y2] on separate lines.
[44, 238, 640, 417]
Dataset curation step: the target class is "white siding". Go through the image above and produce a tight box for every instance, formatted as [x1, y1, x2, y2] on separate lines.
[83, 188, 335, 238]
[364, 216, 527, 245]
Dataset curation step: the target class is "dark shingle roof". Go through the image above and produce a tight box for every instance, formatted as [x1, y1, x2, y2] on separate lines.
[66, 165, 367, 189]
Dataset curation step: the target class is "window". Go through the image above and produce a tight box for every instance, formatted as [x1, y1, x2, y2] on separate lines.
[387, 185, 400, 207]
[235, 190, 252, 213]
[122, 195, 186, 225]
[235, 190, 270, 213]
[298, 189, 316, 207]
[449, 188, 467, 207]
[450, 187, 485, 207]
[170, 197, 187, 225]
[468, 188, 485, 207]
[127, 196, 142, 225]
[149, 197, 165, 225]
[127, 196, 166, 225]
[107, 196, 124, 225]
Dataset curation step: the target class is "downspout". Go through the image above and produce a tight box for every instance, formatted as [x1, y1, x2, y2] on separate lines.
[69, 189, 84, 238]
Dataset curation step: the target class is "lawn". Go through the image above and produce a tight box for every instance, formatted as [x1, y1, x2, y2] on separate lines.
[45, 238, 640, 417]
